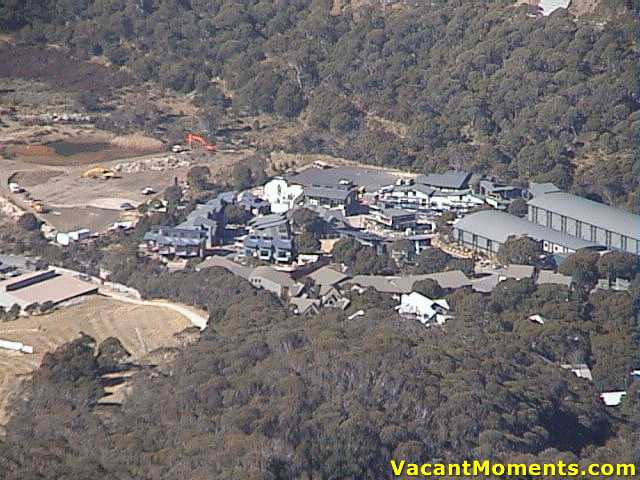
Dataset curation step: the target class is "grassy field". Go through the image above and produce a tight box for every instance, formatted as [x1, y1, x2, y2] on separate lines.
[0, 296, 193, 426]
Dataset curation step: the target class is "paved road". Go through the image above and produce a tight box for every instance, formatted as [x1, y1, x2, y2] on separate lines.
[99, 290, 208, 330]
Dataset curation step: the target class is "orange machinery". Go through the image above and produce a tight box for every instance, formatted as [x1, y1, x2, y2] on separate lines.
[185, 133, 216, 152]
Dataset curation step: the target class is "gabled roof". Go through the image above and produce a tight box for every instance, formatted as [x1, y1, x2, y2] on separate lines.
[286, 166, 397, 191]
[348, 270, 470, 294]
[528, 191, 640, 240]
[416, 170, 471, 190]
[454, 210, 597, 250]
[250, 266, 295, 288]
[504, 264, 535, 280]
[536, 270, 572, 287]
[197, 256, 252, 279]
[304, 185, 354, 202]
[307, 266, 348, 286]
[289, 296, 321, 315]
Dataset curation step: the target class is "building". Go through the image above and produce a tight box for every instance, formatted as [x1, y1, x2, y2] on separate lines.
[600, 391, 626, 407]
[196, 255, 252, 279]
[0, 269, 97, 310]
[524, 0, 571, 16]
[500, 264, 535, 281]
[244, 213, 294, 263]
[263, 177, 304, 213]
[397, 292, 451, 325]
[348, 270, 470, 294]
[249, 266, 295, 297]
[429, 190, 484, 212]
[536, 269, 572, 287]
[143, 192, 228, 257]
[143, 226, 209, 257]
[369, 208, 417, 231]
[377, 180, 435, 211]
[237, 192, 270, 215]
[416, 170, 471, 192]
[453, 210, 597, 255]
[307, 266, 348, 288]
[561, 363, 593, 382]
[477, 180, 523, 209]
[527, 190, 640, 255]
[286, 166, 398, 193]
[303, 184, 358, 215]
[289, 296, 321, 315]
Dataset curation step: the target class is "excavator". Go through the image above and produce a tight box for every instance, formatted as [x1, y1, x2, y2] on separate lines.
[185, 133, 216, 153]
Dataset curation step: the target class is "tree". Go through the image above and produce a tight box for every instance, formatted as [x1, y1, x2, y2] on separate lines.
[497, 236, 542, 266]
[507, 198, 528, 217]
[559, 249, 600, 291]
[164, 185, 182, 206]
[75, 90, 99, 111]
[17, 213, 39, 231]
[187, 165, 211, 191]
[413, 248, 451, 274]
[224, 204, 251, 225]
[295, 232, 320, 253]
[274, 81, 304, 118]
[413, 278, 444, 298]
[597, 251, 639, 281]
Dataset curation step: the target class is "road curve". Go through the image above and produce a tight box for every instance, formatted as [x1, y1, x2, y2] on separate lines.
[99, 290, 208, 330]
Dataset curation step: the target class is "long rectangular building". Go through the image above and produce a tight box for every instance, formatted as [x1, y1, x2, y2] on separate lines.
[527, 191, 640, 255]
[453, 210, 597, 255]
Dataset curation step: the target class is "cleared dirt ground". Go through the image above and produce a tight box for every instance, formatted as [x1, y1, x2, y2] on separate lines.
[0, 296, 193, 425]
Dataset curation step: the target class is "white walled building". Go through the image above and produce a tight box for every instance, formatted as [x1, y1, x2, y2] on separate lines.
[263, 177, 304, 213]
[397, 292, 451, 325]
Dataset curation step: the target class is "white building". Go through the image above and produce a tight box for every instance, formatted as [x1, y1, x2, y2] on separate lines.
[397, 292, 450, 325]
[263, 177, 304, 213]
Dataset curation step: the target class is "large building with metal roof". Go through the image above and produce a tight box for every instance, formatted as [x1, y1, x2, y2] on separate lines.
[453, 210, 597, 255]
[527, 191, 640, 255]
[0, 269, 98, 310]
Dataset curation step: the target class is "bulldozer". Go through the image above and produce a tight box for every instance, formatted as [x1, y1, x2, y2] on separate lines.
[82, 167, 116, 179]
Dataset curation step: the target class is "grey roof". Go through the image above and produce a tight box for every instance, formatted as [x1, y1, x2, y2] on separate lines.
[536, 270, 572, 287]
[348, 270, 470, 293]
[287, 166, 397, 191]
[250, 213, 288, 229]
[454, 210, 597, 250]
[416, 170, 471, 190]
[528, 182, 561, 197]
[528, 191, 640, 240]
[393, 184, 436, 196]
[289, 296, 321, 314]
[250, 266, 295, 288]
[307, 266, 348, 286]
[381, 208, 417, 218]
[504, 264, 535, 280]
[470, 274, 501, 293]
[304, 185, 353, 202]
[197, 256, 252, 279]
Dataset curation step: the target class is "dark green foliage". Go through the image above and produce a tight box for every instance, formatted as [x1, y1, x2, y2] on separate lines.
[413, 248, 473, 275]
[333, 237, 397, 275]
[186, 165, 211, 191]
[0, 275, 636, 478]
[412, 278, 444, 298]
[497, 236, 543, 266]
[224, 204, 251, 225]
[507, 197, 528, 217]
[294, 231, 320, 253]
[16, 213, 39, 231]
